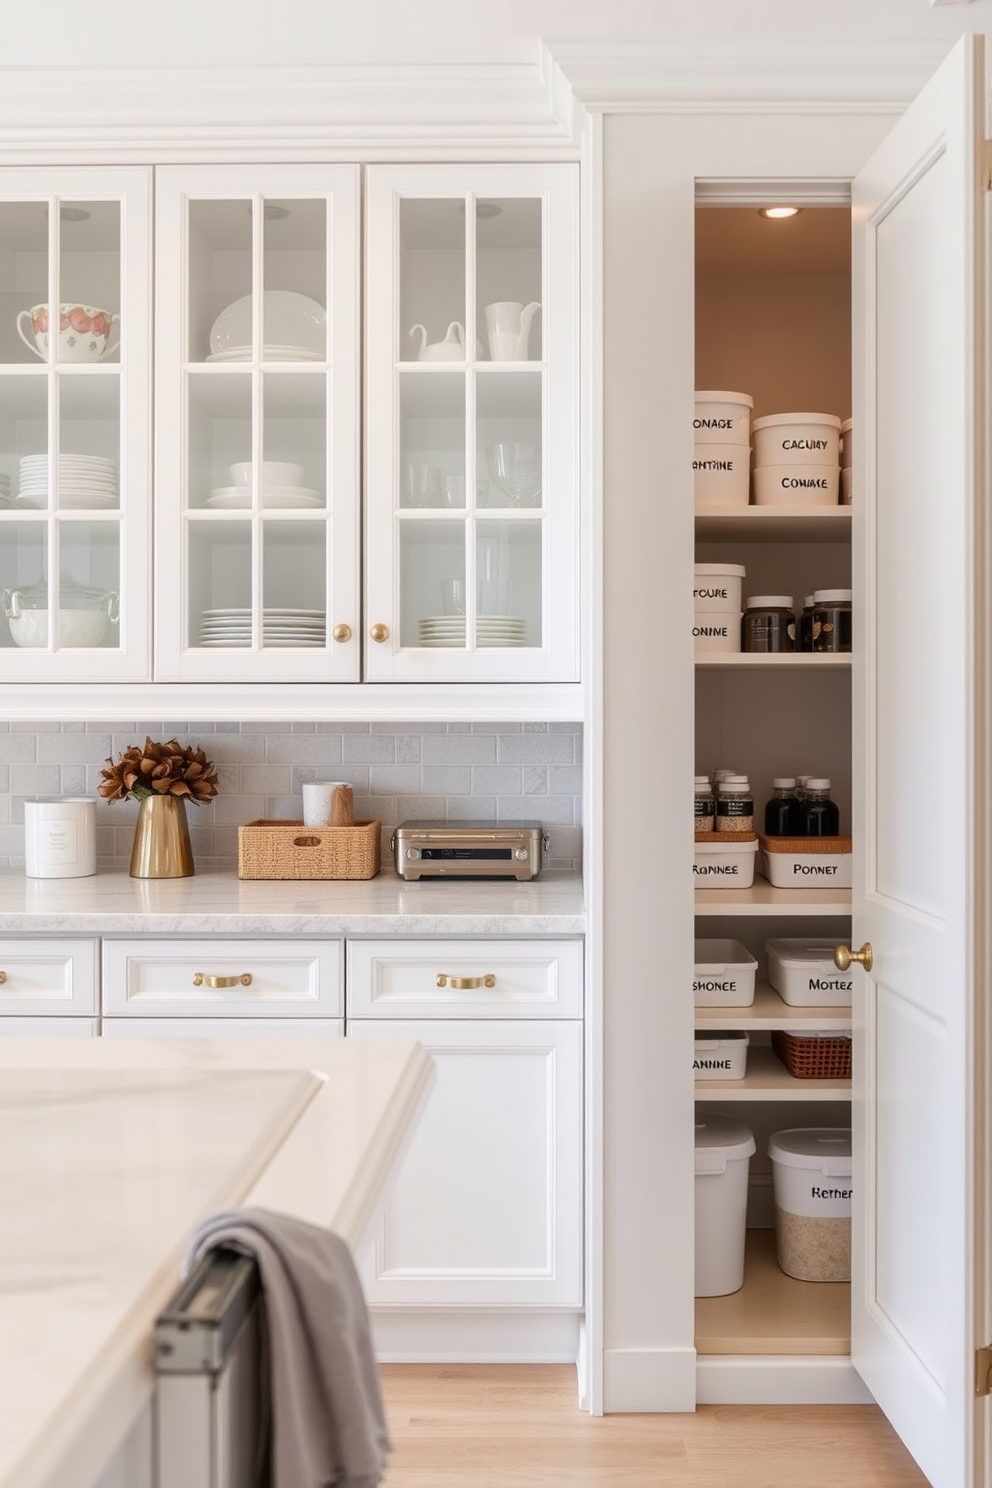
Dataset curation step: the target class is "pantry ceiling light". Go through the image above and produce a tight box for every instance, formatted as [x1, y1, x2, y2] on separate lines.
[758, 206, 802, 220]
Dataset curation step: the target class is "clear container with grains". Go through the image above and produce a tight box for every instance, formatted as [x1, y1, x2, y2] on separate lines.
[768, 1128, 852, 1282]
[694, 775, 715, 833]
[811, 588, 852, 652]
[715, 776, 754, 834]
[741, 594, 795, 653]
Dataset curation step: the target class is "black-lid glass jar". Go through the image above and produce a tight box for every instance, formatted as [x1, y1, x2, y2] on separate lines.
[741, 595, 795, 653]
[811, 589, 852, 653]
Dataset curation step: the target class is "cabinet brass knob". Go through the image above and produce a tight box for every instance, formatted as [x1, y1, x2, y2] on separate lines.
[193, 972, 253, 988]
[369, 623, 390, 644]
[0, 971, 6, 984]
[834, 943, 872, 973]
[436, 973, 496, 989]
[332, 623, 352, 643]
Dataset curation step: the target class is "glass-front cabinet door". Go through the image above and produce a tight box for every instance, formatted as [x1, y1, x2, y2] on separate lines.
[154, 166, 360, 682]
[364, 164, 579, 682]
[0, 167, 151, 681]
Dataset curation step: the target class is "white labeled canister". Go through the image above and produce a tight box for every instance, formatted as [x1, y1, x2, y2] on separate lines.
[695, 1114, 756, 1296]
[692, 610, 740, 653]
[752, 412, 842, 467]
[693, 562, 745, 614]
[24, 796, 97, 879]
[693, 444, 750, 507]
[840, 416, 853, 469]
[768, 1127, 852, 1218]
[693, 390, 753, 445]
[753, 464, 838, 506]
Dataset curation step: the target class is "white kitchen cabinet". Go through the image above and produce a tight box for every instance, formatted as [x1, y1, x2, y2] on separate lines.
[101, 1017, 343, 1038]
[0, 936, 99, 1018]
[347, 937, 583, 1330]
[101, 937, 343, 1021]
[0, 167, 152, 681]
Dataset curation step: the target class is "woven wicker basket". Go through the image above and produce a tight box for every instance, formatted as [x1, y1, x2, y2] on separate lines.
[238, 819, 381, 880]
[772, 1028, 852, 1080]
[759, 834, 852, 854]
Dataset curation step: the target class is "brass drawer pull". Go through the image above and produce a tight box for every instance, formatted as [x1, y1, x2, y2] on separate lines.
[0, 971, 6, 984]
[435, 973, 496, 990]
[193, 972, 253, 988]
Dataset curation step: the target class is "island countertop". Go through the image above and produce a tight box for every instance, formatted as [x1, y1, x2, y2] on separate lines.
[0, 1035, 434, 1488]
[0, 867, 584, 936]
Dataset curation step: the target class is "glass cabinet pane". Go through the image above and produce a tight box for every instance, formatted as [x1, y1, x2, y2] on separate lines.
[0, 519, 120, 651]
[400, 200, 466, 363]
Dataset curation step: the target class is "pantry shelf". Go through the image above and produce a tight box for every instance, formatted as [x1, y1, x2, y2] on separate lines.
[694, 507, 851, 543]
[695, 982, 852, 1031]
[695, 653, 852, 671]
[695, 882, 851, 914]
[694, 1046, 851, 1100]
[694, 1229, 850, 1356]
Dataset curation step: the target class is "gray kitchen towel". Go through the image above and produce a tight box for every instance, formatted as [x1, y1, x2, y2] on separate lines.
[185, 1207, 391, 1488]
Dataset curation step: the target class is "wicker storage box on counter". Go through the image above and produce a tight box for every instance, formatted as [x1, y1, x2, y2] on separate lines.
[238, 819, 381, 880]
[772, 1028, 852, 1080]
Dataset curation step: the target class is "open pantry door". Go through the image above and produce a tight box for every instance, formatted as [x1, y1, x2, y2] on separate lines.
[850, 33, 989, 1488]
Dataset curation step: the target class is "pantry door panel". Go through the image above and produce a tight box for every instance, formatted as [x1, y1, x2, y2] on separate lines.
[851, 34, 987, 1488]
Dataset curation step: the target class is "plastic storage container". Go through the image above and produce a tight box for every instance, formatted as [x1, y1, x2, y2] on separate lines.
[694, 834, 758, 887]
[752, 464, 839, 507]
[693, 938, 758, 1006]
[765, 937, 853, 1006]
[693, 390, 753, 444]
[693, 611, 740, 654]
[693, 1030, 749, 1079]
[695, 1114, 756, 1296]
[751, 412, 842, 466]
[693, 445, 751, 507]
[758, 834, 852, 888]
[768, 1127, 852, 1281]
[693, 562, 746, 613]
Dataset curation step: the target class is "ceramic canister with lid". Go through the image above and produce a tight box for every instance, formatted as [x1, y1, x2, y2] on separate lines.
[24, 796, 97, 878]
[693, 390, 753, 445]
[694, 563, 745, 614]
[751, 412, 842, 467]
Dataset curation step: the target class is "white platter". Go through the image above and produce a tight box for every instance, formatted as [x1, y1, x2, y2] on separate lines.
[208, 291, 327, 356]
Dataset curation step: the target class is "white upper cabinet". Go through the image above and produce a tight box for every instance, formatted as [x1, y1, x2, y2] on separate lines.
[154, 165, 361, 682]
[0, 167, 151, 681]
[364, 164, 580, 682]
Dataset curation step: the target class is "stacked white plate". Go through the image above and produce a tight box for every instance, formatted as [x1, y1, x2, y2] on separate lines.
[205, 345, 325, 363]
[418, 614, 527, 648]
[198, 607, 327, 647]
[207, 290, 327, 362]
[206, 486, 324, 509]
[17, 453, 119, 510]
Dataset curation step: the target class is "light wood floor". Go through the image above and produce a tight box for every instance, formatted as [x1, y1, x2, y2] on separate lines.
[379, 1364, 931, 1487]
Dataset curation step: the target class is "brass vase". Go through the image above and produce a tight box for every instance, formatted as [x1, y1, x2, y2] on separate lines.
[129, 794, 194, 878]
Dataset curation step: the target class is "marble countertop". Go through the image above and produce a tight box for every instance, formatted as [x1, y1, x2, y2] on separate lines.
[0, 1036, 434, 1488]
[0, 867, 585, 935]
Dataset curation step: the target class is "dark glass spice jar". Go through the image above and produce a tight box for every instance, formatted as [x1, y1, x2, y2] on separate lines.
[811, 589, 852, 653]
[741, 595, 795, 653]
[802, 777, 841, 835]
[763, 777, 803, 835]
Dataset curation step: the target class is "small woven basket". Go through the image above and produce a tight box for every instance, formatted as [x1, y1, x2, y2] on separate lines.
[759, 834, 852, 854]
[238, 819, 381, 880]
[772, 1029, 852, 1080]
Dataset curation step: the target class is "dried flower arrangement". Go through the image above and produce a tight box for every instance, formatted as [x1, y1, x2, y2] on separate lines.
[98, 737, 219, 804]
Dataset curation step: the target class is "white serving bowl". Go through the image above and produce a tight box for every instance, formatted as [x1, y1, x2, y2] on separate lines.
[229, 461, 305, 488]
[16, 303, 120, 363]
[753, 464, 839, 506]
[8, 608, 111, 648]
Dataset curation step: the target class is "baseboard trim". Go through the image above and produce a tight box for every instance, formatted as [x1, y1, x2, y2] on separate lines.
[602, 1347, 697, 1412]
[696, 1355, 875, 1405]
[370, 1309, 581, 1362]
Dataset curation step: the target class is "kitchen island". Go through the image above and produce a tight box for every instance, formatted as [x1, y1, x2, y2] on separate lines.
[0, 1035, 434, 1488]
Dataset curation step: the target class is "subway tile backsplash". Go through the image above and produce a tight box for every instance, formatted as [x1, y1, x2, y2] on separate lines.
[0, 721, 583, 872]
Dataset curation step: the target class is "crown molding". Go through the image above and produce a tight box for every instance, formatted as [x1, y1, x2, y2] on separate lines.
[546, 35, 957, 112]
[0, 55, 583, 163]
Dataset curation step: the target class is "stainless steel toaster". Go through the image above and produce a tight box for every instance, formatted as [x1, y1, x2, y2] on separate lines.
[391, 819, 547, 880]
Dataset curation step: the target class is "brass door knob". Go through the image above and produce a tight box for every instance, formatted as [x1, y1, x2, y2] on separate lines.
[834, 943, 873, 973]
[332, 623, 352, 643]
[370, 623, 390, 643]
[193, 972, 254, 988]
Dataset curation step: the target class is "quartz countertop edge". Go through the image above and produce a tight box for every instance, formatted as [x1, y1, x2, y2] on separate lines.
[0, 1036, 435, 1488]
[0, 867, 584, 934]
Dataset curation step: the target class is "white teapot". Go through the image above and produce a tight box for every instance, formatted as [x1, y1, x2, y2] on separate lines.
[408, 321, 467, 361]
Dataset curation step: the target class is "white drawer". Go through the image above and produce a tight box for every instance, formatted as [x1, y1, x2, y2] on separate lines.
[102, 938, 343, 1019]
[1, 1017, 98, 1036]
[347, 938, 583, 1019]
[0, 938, 99, 1016]
[102, 1017, 344, 1038]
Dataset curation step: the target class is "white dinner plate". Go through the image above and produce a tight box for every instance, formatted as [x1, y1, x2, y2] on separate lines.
[209, 291, 327, 356]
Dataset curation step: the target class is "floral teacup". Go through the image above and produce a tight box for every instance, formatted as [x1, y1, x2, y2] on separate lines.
[16, 303, 120, 362]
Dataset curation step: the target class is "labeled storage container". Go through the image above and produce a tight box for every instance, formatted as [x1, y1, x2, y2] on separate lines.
[752, 412, 842, 467]
[693, 610, 740, 654]
[693, 444, 750, 507]
[758, 834, 852, 889]
[693, 390, 753, 445]
[840, 416, 853, 468]
[693, 1030, 749, 1079]
[693, 833, 758, 887]
[765, 937, 853, 1006]
[693, 938, 757, 1007]
[741, 595, 795, 653]
[768, 1127, 852, 1281]
[695, 1114, 756, 1296]
[693, 562, 745, 613]
[772, 1028, 852, 1080]
[753, 464, 838, 506]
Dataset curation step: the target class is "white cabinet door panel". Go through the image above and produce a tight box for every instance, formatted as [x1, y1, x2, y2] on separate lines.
[347, 937, 583, 1018]
[0, 938, 98, 1015]
[102, 938, 343, 1018]
[349, 1019, 582, 1307]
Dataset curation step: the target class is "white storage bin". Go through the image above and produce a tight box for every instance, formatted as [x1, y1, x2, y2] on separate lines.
[693, 610, 740, 653]
[693, 835, 758, 887]
[693, 1029, 749, 1079]
[693, 562, 745, 614]
[759, 838, 852, 889]
[693, 938, 757, 1007]
[693, 390, 753, 445]
[753, 464, 838, 507]
[752, 412, 842, 467]
[765, 937, 853, 1007]
[768, 1127, 852, 1281]
[694, 1114, 756, 1296]
[693, 444, 750, 507]
[841, 466, 852, 504]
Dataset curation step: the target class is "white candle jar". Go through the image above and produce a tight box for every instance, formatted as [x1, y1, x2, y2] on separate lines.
[24, 797, 97, 878]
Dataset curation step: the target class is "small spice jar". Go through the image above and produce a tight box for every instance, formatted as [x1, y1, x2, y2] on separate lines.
[741, 595, 795, 653]
[694, 775, 715, 833]
[715, 775, 754, 834]
[811, 588, 853, 653]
